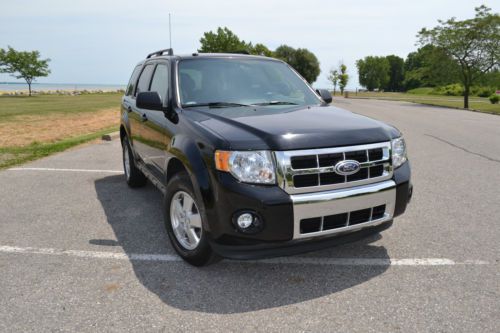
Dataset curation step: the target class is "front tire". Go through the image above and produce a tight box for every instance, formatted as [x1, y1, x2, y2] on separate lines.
[164, 172, 219, 266]
[122, 136, 147, 188]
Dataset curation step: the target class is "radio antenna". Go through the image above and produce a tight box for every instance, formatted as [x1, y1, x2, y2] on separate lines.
[169, 13, 172, 49]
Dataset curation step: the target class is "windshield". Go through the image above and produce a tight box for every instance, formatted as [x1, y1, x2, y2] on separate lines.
[178, 58, 321, 107]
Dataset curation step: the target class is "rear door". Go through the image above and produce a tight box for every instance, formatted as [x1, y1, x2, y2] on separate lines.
[129, 63, 156, 161]
[122, 64, 141, 143]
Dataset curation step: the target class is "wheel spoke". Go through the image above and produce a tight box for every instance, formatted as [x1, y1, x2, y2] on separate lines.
[188, 212, 202, 228]
[172, 222, 183, 240]
[186, 228, 199, 245]
[182, 194, 194, 212]
[172, 216, 182, 233]
[173, 199, 183, 215]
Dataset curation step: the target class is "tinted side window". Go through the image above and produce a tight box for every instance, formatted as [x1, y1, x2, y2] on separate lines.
[125, 65, 141, 96]
[135, 64, 155, 96]
[149, 64, 169, 103]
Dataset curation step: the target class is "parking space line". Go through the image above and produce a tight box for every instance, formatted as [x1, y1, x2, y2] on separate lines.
[8, 167, 124, 174]
[0, 245, 490, 266]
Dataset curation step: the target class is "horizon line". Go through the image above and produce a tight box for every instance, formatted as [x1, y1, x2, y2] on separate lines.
[0, 81, 125, 86]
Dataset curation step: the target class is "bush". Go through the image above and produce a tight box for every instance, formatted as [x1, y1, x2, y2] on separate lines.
[473, 86, 495, 97]
[489, 94, 499, 104]
[434, 84, 464, 96]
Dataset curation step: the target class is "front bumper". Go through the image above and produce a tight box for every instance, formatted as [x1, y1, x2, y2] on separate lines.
[210, 220, 393, 260]
[291, 180, 395, 240]
[205, 161, 411, 259]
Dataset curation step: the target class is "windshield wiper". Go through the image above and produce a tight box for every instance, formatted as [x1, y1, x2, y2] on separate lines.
[251, 101, 298, 106]
[182, 102, 251, 108]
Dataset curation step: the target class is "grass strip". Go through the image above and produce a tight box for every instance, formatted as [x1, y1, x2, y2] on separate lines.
[0, 93, 122, 120]
[348, 93, 499, 115]
[0, 126, 118, 169]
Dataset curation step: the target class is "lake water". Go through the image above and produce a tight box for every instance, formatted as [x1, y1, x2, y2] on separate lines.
[0, 82, 125, 91]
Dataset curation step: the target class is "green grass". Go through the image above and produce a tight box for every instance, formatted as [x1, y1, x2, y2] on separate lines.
[0, 126, 117, 169]
[350, 91, 500, 115]
[406, 87, 435, 95]
[0, 93, 121, 121]
[0, 93, 122, 169]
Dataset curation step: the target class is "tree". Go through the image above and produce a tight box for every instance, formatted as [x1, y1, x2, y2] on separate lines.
[479, 68, 500, 87]
[418, 5, 500, 108]
[384, 55, 405, 91]
[356, 56, 389, 91]
[403, 45, 460, 90]
[197, 28, 321, 83]
[274, 45, 296, 64]
[0, 46, 50, 96]
[275, 45, 321, 83]
[249, 43, 274, 57]
[338, 63, 349, 95]
[198, 27, 250, 53]
[327, 69, 339, 95]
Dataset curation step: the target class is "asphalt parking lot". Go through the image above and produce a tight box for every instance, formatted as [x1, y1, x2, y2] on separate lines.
[0, 99, 499, 332]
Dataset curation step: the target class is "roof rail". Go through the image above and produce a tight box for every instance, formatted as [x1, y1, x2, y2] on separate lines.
[146, 48, 174, 58]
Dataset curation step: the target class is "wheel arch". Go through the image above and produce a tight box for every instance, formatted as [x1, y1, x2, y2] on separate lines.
[120, 125, 127, 144]
[166, 157, 188, 184]
[165, 135, 215, 231]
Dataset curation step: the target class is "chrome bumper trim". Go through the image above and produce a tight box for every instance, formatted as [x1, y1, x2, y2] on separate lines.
[291, 180, 396, 239]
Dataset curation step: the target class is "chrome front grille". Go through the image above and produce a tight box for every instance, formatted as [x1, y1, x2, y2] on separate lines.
[275, 142, 392, 194]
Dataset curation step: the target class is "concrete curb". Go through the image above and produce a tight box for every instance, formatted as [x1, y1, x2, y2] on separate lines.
[101, 131, 120, 141]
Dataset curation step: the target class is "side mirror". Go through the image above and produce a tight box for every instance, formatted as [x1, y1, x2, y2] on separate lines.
[316, 89, 332, 104]
[136, 91, 164, 111]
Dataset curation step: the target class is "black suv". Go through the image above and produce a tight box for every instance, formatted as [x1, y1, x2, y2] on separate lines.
[120, 49, 412, 266]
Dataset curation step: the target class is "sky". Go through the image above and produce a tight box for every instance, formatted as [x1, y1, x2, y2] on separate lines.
[1, 0, 497, 89]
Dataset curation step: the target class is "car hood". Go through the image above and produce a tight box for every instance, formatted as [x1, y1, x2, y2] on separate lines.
[182, 104, 400, 150]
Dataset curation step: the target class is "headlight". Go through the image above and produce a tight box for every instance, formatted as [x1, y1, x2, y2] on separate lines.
[215, 150, 276, 184]
[391, 137, 407, 168]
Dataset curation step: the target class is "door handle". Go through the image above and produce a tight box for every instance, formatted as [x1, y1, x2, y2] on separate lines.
[141, 113, 148, 122]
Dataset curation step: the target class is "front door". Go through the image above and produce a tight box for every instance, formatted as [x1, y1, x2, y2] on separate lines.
[139, 63, 173, 179]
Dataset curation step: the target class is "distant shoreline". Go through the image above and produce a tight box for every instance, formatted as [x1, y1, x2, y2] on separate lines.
[0, 82, 126, 92]
[0, 89, 124, 96]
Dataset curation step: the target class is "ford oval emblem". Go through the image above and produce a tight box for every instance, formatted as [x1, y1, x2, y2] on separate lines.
[335, 160, 360, 176]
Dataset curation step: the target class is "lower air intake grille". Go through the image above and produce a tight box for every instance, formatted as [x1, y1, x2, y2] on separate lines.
[299, 205, 387, 234]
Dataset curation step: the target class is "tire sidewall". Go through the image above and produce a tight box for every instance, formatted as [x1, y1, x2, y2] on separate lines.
[121, 135, 147, 187]
[122, 137, 131, 182]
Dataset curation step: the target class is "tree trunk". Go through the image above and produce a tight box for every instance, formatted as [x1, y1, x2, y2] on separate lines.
[333, 87, 336, 96]
[461, 67, 471, 109]
[25, 79, 32, 97]
[463, 83, 469, 109]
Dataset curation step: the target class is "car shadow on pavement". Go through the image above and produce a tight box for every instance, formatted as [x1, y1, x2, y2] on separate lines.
[94, 175, 390, 314]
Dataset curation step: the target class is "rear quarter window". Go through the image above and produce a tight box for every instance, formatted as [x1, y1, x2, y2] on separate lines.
[125, 66, 141, 96]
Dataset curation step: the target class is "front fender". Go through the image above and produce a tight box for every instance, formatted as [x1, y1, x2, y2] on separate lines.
[167, 134, 215, 231]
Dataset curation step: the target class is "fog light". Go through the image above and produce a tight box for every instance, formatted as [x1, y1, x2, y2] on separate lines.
[233, 211, 264, 234]
[237, 213, 254, 229]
